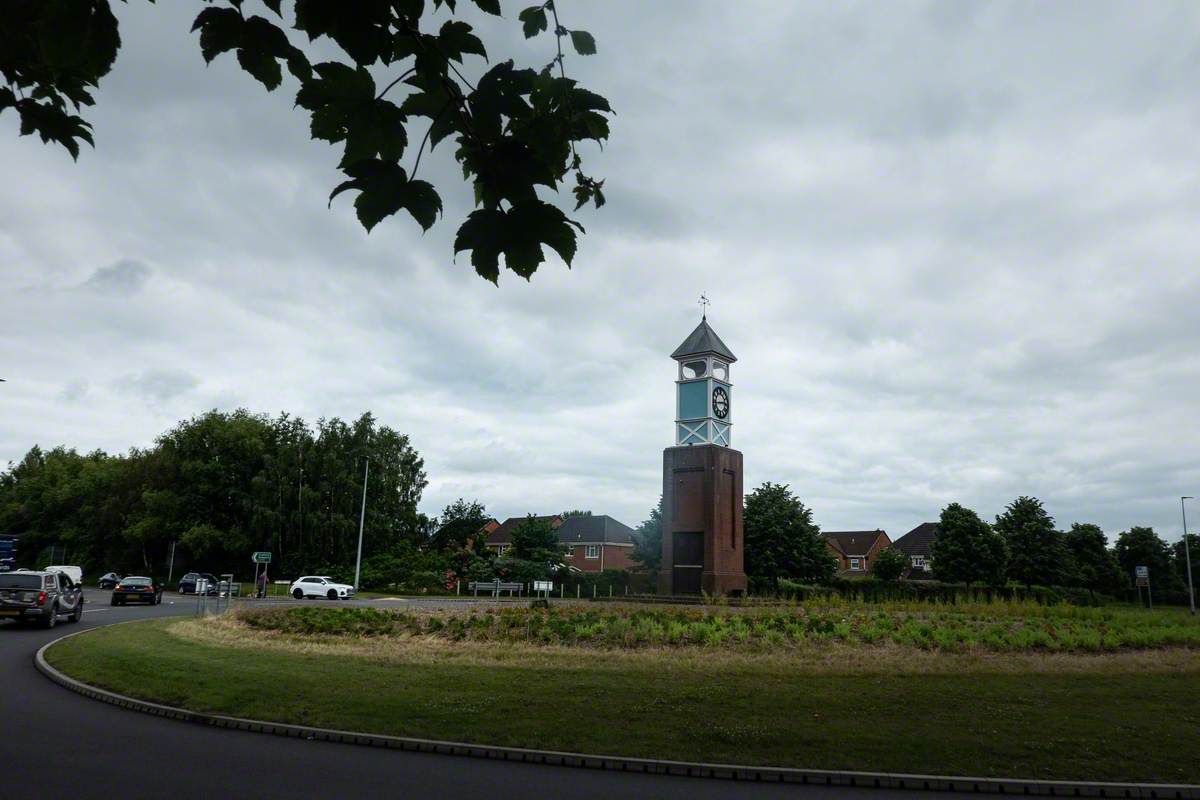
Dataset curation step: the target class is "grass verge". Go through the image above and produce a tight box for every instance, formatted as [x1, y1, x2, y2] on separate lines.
[46, 614, 1200, 783]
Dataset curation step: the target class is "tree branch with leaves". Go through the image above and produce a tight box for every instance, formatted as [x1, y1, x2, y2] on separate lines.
[0, 0, 612, 283]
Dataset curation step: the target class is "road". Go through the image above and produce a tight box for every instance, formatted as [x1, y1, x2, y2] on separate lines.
[2, 589, 966, 800]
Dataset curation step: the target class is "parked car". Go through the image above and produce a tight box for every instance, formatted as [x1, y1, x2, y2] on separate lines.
[178, 572, 219, 595]
[289, 576, 355, 600]
[111, 576, 162, 606]
[0, 570, 84, 628]
[98, 572, 121, 590]
[43, 565, 83, 585]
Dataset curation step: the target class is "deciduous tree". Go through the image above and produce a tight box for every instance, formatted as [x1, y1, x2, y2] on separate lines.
[630, 496, 662, 572]
[871, 547, 907, 582]
[994, 496, 1071, 587]
[1114, 526, 1180, 599]
[1064, 523, 1124, 594]
[1, 0, 612, 282]
[743, 482, 835, 589]
[930, 503, 1008, 587]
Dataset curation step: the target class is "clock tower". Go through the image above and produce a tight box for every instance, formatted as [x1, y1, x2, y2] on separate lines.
[659, 315, 747, 596]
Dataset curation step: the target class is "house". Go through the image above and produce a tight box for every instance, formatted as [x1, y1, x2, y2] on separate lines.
[485, 515, 562, 558]
[822, 529, 891, 575]
[890, 522, 938, 579]
[484, 514, 637, 572]
[556, 515, 637, 572]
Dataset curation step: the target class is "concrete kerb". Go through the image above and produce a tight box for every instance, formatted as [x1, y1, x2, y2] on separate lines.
[34, 622, 1200, 799]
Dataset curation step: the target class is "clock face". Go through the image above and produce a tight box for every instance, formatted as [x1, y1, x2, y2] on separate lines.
[712, 386, 729, 419]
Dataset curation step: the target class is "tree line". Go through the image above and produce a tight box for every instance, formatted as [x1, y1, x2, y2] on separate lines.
[628, 486, 1197, 601]
[0, 409, 600, 591]
[0, 409, 428, 581]
[5, 412, 1194, 600]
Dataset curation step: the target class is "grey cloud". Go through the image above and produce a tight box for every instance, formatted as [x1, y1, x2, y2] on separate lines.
[58, 380, 89, 403]
[118, 369, 199, 404]
[79, 259, 152, 294]
[2, 1, 1200, 543]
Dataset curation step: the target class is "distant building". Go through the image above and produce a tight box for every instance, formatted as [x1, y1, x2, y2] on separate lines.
[485, 514, 636, 572]
[822, 529, 891, 575]
[486, 515, 562, 558]
[890, 522, 938, 579]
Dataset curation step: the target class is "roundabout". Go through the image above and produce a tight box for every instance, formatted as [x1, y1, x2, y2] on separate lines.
[10, 595, 1200, 798]
[0, 592, 901, 799]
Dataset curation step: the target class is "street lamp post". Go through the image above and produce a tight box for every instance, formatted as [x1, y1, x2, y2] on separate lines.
[1183, 496, 1195, 616]
[354, 455, 369, 592]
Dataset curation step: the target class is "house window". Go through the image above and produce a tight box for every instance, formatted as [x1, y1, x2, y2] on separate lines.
[585, 545, 600, 559]
[496, 545, 507, 556]
[911, 555, 926, 569]
[849, 557, 862, 571]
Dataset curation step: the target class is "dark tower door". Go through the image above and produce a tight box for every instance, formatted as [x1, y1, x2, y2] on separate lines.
[672, 532, 704, 594]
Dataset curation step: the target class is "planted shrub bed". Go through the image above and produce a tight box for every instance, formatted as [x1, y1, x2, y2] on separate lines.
[238, 601, 1200, 653]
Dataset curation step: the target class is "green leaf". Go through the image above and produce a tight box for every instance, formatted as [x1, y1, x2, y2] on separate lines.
[471, 0, 502, 15]
[342, 99, 408, 166]
[191, 7, 243, 64]
[263, 0, 284, 15]
[297, 64, 407, 165]
[454, 209, 506, 283]
[14, 99, 93, 161]
[568, 29, 596, 56]
[438, 21, 487, 63]
[394, 0, 426, 21]
[329, 160, 442, 232]
[509, 199, 579, 266]
[568, 87, 611, 113]
[519, 6, 549, 38]
[236, 48, 283, 91]
[294, 0, 393, 66]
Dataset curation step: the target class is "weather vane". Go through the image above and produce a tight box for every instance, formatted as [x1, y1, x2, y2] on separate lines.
[698, 293, 710, 320]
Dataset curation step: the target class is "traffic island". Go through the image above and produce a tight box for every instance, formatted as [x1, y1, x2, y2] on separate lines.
[38, 604, 1200, 792]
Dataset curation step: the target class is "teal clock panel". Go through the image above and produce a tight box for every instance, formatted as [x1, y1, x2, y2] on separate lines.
[678, 380, 708, 420]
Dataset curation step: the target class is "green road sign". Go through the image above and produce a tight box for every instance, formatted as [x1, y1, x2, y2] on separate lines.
[252, 551, 272, 564]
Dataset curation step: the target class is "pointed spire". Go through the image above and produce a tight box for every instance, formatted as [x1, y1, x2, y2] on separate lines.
[671, 318, 737, 362]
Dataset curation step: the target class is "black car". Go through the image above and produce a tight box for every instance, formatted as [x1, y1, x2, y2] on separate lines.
[0, 570, 84, 628]
[178, 572, 218, 595]
[98, 572, 121, 590]
[111, 576, 162, 605]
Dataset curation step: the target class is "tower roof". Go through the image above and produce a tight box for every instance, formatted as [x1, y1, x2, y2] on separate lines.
[671, 319, 737, 362]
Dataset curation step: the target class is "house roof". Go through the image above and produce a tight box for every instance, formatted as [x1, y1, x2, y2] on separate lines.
[890, 522, 939, 558]
[485, 515, 562, 545]
[821, 530, 889, 557]
[671, 319, 737, 363]
[556, 515, 635, 545]
[485, 514, 635, 546]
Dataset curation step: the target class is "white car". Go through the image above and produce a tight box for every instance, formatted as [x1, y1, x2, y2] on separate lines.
[289, 576, 355, 600]
[44, 565, 83, 585]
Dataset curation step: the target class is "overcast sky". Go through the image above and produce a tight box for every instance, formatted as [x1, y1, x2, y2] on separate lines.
[2, 1, 1199, 543]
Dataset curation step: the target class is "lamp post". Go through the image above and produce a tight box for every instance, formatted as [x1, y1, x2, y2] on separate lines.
[1182, 496, 1195, 615]
[354, 455, 370, 592]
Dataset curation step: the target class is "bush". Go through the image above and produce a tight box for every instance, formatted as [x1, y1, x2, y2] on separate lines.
[234, 601, 1200, 653]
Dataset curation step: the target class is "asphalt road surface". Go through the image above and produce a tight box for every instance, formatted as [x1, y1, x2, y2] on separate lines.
[1, 589, 972, 800]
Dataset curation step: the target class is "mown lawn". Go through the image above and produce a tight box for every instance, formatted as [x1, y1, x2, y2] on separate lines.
[47, 616, 1200, 784]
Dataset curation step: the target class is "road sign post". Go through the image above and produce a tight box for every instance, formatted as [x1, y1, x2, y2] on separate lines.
[251, 553, 272, 600]
[1135, 566, 1150, 608]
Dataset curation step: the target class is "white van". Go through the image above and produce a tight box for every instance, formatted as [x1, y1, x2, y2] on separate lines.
[44, 565, 84, 585]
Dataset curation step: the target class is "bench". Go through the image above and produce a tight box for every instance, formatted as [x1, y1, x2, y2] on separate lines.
[468, 580, 524, 597]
